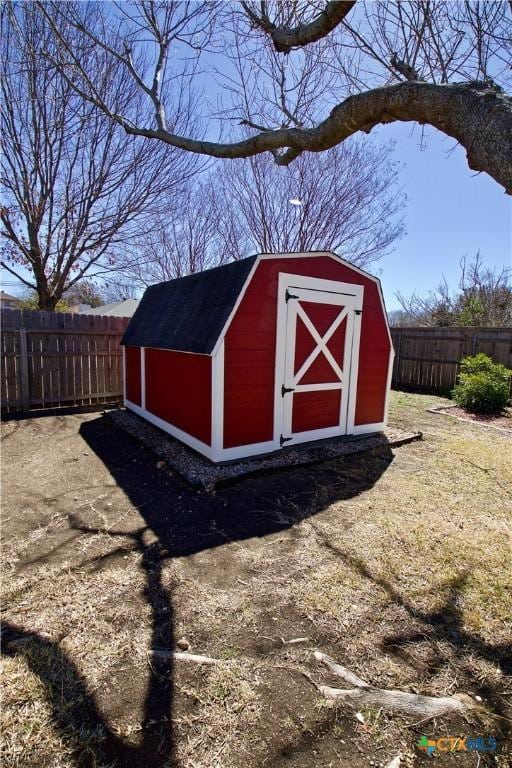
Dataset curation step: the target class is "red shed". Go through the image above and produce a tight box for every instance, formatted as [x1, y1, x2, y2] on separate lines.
[121, 252, 393, 462]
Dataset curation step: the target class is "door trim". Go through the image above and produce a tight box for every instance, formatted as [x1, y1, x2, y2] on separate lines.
[274, 273, 363, 448]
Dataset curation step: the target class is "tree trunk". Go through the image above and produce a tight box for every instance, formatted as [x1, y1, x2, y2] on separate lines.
[36, 288, 59, 312]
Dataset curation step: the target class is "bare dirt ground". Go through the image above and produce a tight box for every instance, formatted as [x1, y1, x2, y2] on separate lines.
[1, 392, 511, 768]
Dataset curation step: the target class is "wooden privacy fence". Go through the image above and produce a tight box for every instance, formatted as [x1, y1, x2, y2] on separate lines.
[1, 309, 130, 414]
[391, 326, 512, 393]
[2, 312, 511, 412]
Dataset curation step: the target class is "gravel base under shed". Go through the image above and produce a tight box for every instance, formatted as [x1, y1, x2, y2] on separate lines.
[107, 408, 421, 490]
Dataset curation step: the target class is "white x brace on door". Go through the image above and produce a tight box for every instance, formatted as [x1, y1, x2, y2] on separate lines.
[274, 274, 363, 447]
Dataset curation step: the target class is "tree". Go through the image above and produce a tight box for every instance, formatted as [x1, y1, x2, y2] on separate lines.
[213, 138, 404, 265]
[0, 3, 202, 310]
[64, 279, 104, 308]
[17, 292, 70, 313]
[39, 1, 512, 193]
[116, 136, 404, 288]
[395, 254, 512, 327]
[124, 182, 229, 286]
[100, 279, 140, 304]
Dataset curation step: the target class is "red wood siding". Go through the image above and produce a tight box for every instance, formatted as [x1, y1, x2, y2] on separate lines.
[223, 256, 390, 448]
[292, 390, 341, 433]
[125, 346, 142, 406]
[145, 348, 212, 445]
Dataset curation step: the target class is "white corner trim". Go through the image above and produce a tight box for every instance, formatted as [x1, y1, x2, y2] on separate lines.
[383, 346, 395, 427]
[352, 422, 386, 436]
[376, 281, 393, 348]
[122, 346, 126, 402]
[211, 340, 224, 459]
[345, 307, 362, 434]
[140, 347, 146, 410]
[124, 400, 215, 460]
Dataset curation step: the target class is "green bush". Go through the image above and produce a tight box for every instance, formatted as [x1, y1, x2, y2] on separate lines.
[456, 352, 501, 376]
[452, 354, 511, 414]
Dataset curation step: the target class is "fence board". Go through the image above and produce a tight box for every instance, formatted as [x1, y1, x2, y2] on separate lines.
[1, 309, 130, 414]
[18, 328, 30, 411]
[391, 326, 512, 393]
[2, 328, 19, 410]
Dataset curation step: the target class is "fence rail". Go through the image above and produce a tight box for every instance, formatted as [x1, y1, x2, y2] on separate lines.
[1, 309, 130, 414]
[390, 326, 512, 393]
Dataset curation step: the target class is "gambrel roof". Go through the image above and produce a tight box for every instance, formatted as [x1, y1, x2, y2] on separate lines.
[122, 251, 389, 355]
[121, 256, 258, 354]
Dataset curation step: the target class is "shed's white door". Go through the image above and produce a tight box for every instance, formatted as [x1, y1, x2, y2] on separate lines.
[278, 281, 362, 447]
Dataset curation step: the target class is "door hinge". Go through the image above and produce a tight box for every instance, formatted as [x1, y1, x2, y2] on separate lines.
[285, 290, 299, 303]
[280, 434, 293, 446]
[355, 309, 362, 315]
[281, 385, 294, 397]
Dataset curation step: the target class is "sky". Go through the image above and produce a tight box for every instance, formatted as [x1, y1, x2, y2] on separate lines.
[2, 122, 510, 309]
[373, 123, 511, 311]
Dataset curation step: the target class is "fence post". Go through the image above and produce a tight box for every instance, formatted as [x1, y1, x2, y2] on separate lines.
[18, 327, 30, 412]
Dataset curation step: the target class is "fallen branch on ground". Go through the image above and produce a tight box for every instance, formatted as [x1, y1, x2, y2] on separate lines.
[151, 650, 218, 665]
[314, 651, 480, 717]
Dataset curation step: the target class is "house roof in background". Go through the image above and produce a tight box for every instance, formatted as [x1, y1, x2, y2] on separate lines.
[121, 257, 258, 354]
[80, 298, 139, 317]
[0, 291, 21, 302]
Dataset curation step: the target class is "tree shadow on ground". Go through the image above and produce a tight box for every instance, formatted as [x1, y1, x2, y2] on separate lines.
[2, 414, 394, 768]
[311, 528, 512, 739]
[3, 526, 174, 768]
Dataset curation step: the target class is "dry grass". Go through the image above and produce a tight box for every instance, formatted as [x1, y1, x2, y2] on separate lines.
[290, 394, 511, 675]
[1, 393, 511, 768]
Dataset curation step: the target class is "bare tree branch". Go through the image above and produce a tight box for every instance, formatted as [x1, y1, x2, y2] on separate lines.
[241, 1, 357, 53]
[37, 1, 512, 195]
[1, 3, 203, 310]
[390, 52, 422, 81]
[210, 138, 404, 263]
[106, 82, 511, 195]
[314, 651, 479, 718]
[395, 253, 512, 327]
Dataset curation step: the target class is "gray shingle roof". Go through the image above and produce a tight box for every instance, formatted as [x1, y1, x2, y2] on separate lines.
[80, 299, 139, 317]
